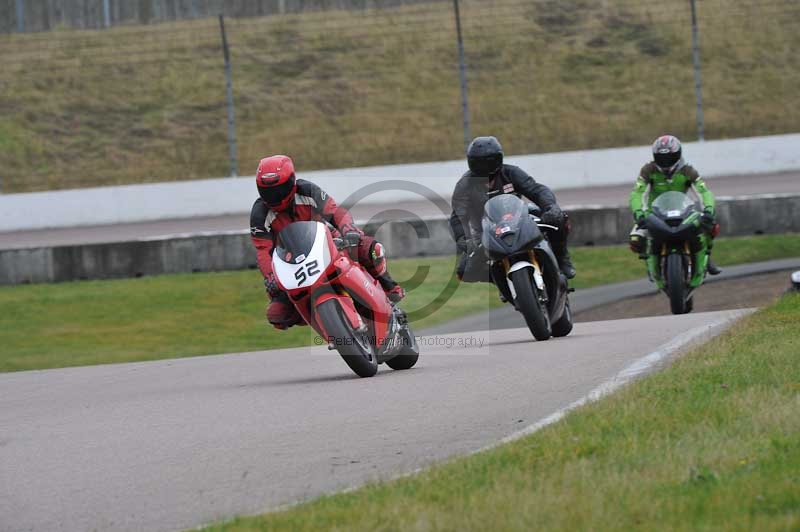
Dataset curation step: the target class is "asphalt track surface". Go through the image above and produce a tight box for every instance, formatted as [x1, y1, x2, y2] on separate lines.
[426, 257, 800, 335]
[1, 171, 798, 249]
[0, 309, 749, 532]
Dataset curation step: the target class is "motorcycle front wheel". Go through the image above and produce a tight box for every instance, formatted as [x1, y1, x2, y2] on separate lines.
[317, 299, 378, 377]
[510, 268, 551, 341]
[666, 253, 688, 315]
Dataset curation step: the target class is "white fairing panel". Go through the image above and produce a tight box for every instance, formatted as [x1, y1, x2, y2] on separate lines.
[273, 222, 332, 291]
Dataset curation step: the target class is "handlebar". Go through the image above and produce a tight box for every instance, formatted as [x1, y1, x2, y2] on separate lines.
[334, 231, 362, 251]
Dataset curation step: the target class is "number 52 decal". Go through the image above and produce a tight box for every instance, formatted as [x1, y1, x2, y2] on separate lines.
[294, 260, 320, 286]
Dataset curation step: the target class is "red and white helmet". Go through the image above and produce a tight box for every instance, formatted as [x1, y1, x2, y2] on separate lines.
[256, 155, 296, 211]
[652, 135, 683, 175]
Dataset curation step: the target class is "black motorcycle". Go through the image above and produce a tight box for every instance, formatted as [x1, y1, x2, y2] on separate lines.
[477, 194, 574, 340]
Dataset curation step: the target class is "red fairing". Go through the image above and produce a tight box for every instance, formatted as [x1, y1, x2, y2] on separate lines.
[274, 223, 392, 348]
[330, 255, 392, 345]
[314, 292, 361, 340]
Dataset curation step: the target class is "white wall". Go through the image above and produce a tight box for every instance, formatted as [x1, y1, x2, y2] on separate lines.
[2, 133, 799, 232]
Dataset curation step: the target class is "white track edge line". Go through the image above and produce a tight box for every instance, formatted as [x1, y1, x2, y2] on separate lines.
[490, 309, 754, 448]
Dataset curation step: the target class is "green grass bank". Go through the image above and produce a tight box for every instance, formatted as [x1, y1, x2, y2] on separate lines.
[0, 233, 798, 373]
[204, 292, 800, 531]
[1, 0, 799, 191]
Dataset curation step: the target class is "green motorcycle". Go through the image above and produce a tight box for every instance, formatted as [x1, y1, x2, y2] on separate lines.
[643, 191, 711, 315]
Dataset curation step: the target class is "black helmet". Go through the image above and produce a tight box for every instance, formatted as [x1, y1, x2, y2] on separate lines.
[467, 136, 504, 177]
[652, 135, 683, 175]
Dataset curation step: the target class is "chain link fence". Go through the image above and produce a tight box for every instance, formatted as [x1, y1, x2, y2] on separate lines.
[0, 0, 439, 33]
[1, 0, 798, 192]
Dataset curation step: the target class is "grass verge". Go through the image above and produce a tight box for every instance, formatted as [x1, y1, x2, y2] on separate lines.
[203, 293, 800, 532]
[0, 233, 798, 372]
[1, 0, 799, 190]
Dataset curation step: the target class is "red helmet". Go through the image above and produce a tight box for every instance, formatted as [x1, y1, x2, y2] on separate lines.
[256, 155, 296, 211]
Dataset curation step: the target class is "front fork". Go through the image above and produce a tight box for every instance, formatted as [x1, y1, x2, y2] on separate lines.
[645, 234, 709, 290]
[501, 251, 546, 302]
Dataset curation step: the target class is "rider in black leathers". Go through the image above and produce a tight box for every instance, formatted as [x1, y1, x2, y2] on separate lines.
[449, 136, 576, 281]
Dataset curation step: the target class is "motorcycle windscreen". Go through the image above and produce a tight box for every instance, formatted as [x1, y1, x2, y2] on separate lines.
[651, 191, 697, 219]
[481, 194, 541, 253]
[482, 194, 527, 227]
[274, 221, 321, 264]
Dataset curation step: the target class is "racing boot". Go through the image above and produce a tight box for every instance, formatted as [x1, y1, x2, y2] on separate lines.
[552, 241, 577, 279]
[704, 239, 721, 275]
[707, 256, 722, 275]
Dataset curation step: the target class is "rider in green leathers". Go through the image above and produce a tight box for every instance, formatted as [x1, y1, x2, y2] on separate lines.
[629, 135, 721, 288]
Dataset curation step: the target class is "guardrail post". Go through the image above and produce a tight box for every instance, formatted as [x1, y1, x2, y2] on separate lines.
[219, 14, 239, 178]
[103, 0, 111, 28]
[453, 0, 471, 151]
[15, 0, 25, 32]
[690, 0, 705, 141]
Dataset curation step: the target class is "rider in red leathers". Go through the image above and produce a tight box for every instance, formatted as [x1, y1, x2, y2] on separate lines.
[250, 155, 405, 329]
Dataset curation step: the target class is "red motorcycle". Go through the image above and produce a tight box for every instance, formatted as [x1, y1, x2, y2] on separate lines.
[272, 221, 420, 377]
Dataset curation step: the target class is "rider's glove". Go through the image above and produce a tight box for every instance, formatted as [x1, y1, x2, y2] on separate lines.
[634, 211, 647, 228]
[456, 236, 476, 255]
[540, 205, 564, 227]
[339, 223, 364, 238]
[700, 207, 716, 230]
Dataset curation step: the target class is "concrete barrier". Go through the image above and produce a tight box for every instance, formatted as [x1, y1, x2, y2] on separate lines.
[2, 195, 798, 285]
[2, 133, 799, 232]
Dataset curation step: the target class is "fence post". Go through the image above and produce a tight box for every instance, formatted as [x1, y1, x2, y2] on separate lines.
[15, 0, 24, 32]
[103, 0, 111, 28]
[219, 15, 239, 178]
[278, 0, 286, 14]
[453, 0, 471, 151]
[690, 0, 705, 141]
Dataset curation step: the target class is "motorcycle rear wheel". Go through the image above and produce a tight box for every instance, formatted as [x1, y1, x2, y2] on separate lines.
[317, 299, 378, 377]
[510, 268, 551, 341]
[551, 299, 574, 337]
[666, 253, 688, 315]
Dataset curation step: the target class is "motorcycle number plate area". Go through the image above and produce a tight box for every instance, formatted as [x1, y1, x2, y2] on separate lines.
[667, 209, 682, 217]
[273, 223, 331, 290]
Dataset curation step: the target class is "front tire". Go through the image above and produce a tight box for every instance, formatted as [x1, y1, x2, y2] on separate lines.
[317, 299, 378, 377]
[666, 253, 688, 315]
[510, 268, 551, 341]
